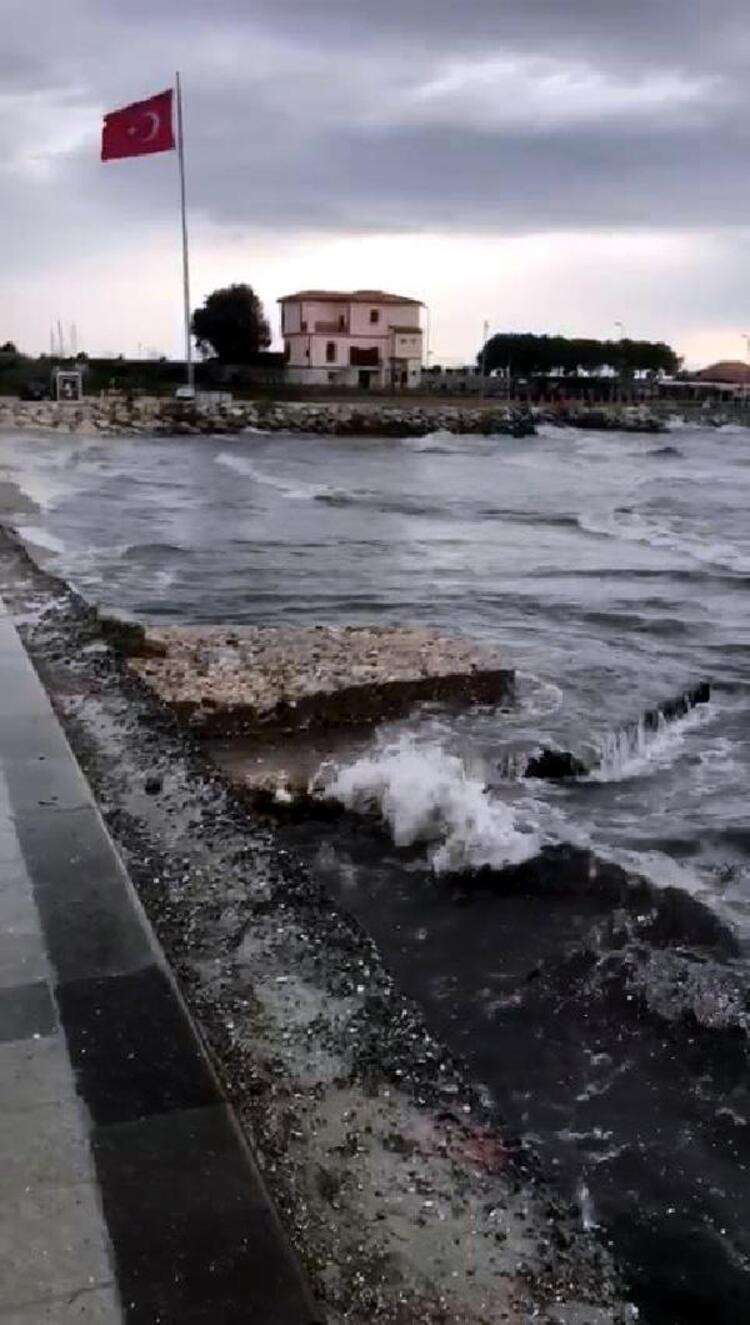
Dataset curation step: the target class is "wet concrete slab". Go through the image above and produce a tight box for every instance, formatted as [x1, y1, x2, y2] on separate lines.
[57, 967, 221, 1127]
[12, 805, 156, 983]
[0, 1181, 115, 1312]
[93, 1105, 318, 1324]
[0, 1286, 123, 1324]
[0, 1033, 79, 1112]
[0, 979, 56, 1042]
[129, 622, 513, 737]
[0, 926, 48, 988]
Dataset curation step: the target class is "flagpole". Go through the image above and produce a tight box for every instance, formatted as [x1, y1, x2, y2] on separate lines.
[175, 71, 193, 392]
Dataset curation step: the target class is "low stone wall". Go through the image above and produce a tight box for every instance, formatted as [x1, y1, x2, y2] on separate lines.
[0, 395, 536, 438]
[0, 394, 672, 438]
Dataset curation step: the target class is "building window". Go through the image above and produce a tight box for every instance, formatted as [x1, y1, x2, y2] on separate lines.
[338, 314, 346, 330]
[326, 341, 337, 363]
[328, 371, 336, 383]
[301, 320, 307, 332]
[369, 309, 380, 324]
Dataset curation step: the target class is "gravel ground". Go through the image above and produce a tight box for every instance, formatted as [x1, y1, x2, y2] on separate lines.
[0, 526, 634, 1324]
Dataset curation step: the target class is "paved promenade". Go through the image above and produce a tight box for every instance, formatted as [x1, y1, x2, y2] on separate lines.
[0, 604, 318, 1322]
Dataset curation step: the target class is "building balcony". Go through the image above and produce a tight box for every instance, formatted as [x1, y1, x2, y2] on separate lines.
[315, 320, 349, 333]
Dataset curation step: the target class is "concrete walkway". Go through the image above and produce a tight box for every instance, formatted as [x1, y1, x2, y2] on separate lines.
[0, 606, 318, 1323]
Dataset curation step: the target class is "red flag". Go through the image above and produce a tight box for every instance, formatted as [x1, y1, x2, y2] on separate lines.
[101, 89, 175, 162]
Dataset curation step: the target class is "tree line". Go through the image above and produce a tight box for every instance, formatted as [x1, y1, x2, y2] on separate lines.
[478, 333, 680, 379]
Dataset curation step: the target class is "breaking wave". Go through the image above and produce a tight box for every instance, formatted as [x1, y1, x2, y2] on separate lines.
[121, 541, 187, 560]
[215, 452, 344, 501]
[578, 508, 750, 574]
[320, 735, 540, 874]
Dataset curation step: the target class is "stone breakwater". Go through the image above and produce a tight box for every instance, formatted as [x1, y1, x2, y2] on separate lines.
[0, 394, 665, 438]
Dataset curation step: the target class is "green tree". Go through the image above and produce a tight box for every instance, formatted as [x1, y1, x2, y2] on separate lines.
[479, 332, 679, 379]
[0, 341, 18, 354]
[191, 284, 271, 364]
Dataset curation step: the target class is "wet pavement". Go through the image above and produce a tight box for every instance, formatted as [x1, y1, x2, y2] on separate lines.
[0, 600, 317, 1323]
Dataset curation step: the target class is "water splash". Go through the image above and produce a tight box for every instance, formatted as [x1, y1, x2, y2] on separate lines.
[320, 735, 540, 874]
[589, 700, 711, 783]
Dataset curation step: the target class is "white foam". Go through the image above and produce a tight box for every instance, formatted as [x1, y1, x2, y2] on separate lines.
[402, 430, 464, 453]
[602, 845, 708, 897]
[534, 422, 568, 439]
[319, 735, 540, 874]
[15, 524, 66, 555]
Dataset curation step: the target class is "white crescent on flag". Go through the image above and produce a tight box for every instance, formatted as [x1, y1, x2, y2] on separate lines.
[128, 110, 161, 142]
[141, 110, 161, 142]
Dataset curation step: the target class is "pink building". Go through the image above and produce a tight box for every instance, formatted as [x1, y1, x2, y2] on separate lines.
[279, 289, 424, 389]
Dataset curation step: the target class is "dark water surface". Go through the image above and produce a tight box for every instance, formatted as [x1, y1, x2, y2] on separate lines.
[2, 422, 749, 1320]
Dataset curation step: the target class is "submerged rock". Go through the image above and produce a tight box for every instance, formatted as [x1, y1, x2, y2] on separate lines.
[524, 748, 589, 780]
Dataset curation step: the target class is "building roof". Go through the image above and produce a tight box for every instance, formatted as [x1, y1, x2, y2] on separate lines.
[389, 324, 423, 333]
[694, 360, 750, 383]
[278, 289, 423, 306]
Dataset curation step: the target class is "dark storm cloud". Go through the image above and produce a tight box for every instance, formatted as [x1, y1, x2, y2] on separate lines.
[5, 0, 750, 254]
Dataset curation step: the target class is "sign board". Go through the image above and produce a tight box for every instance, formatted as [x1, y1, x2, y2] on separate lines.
[53, 370, 83, 402]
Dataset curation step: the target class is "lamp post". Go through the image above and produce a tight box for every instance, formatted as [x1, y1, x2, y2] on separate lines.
[742, 333, 750, 411]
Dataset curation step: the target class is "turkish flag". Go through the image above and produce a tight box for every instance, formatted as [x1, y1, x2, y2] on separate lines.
[101, 89, 175, 162]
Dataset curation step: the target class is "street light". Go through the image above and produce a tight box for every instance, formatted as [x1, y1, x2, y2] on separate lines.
[741, 333, 750, 409]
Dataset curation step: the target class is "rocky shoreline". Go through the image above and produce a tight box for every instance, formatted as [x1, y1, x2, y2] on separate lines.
[0, 393, 668, 438]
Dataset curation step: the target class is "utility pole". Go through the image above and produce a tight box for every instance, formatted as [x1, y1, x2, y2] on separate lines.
[479, 319, 490, 399]
[175, 72, 194, 391]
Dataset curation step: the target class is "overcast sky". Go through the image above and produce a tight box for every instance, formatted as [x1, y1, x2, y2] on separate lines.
[5, 0, 750, 366]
